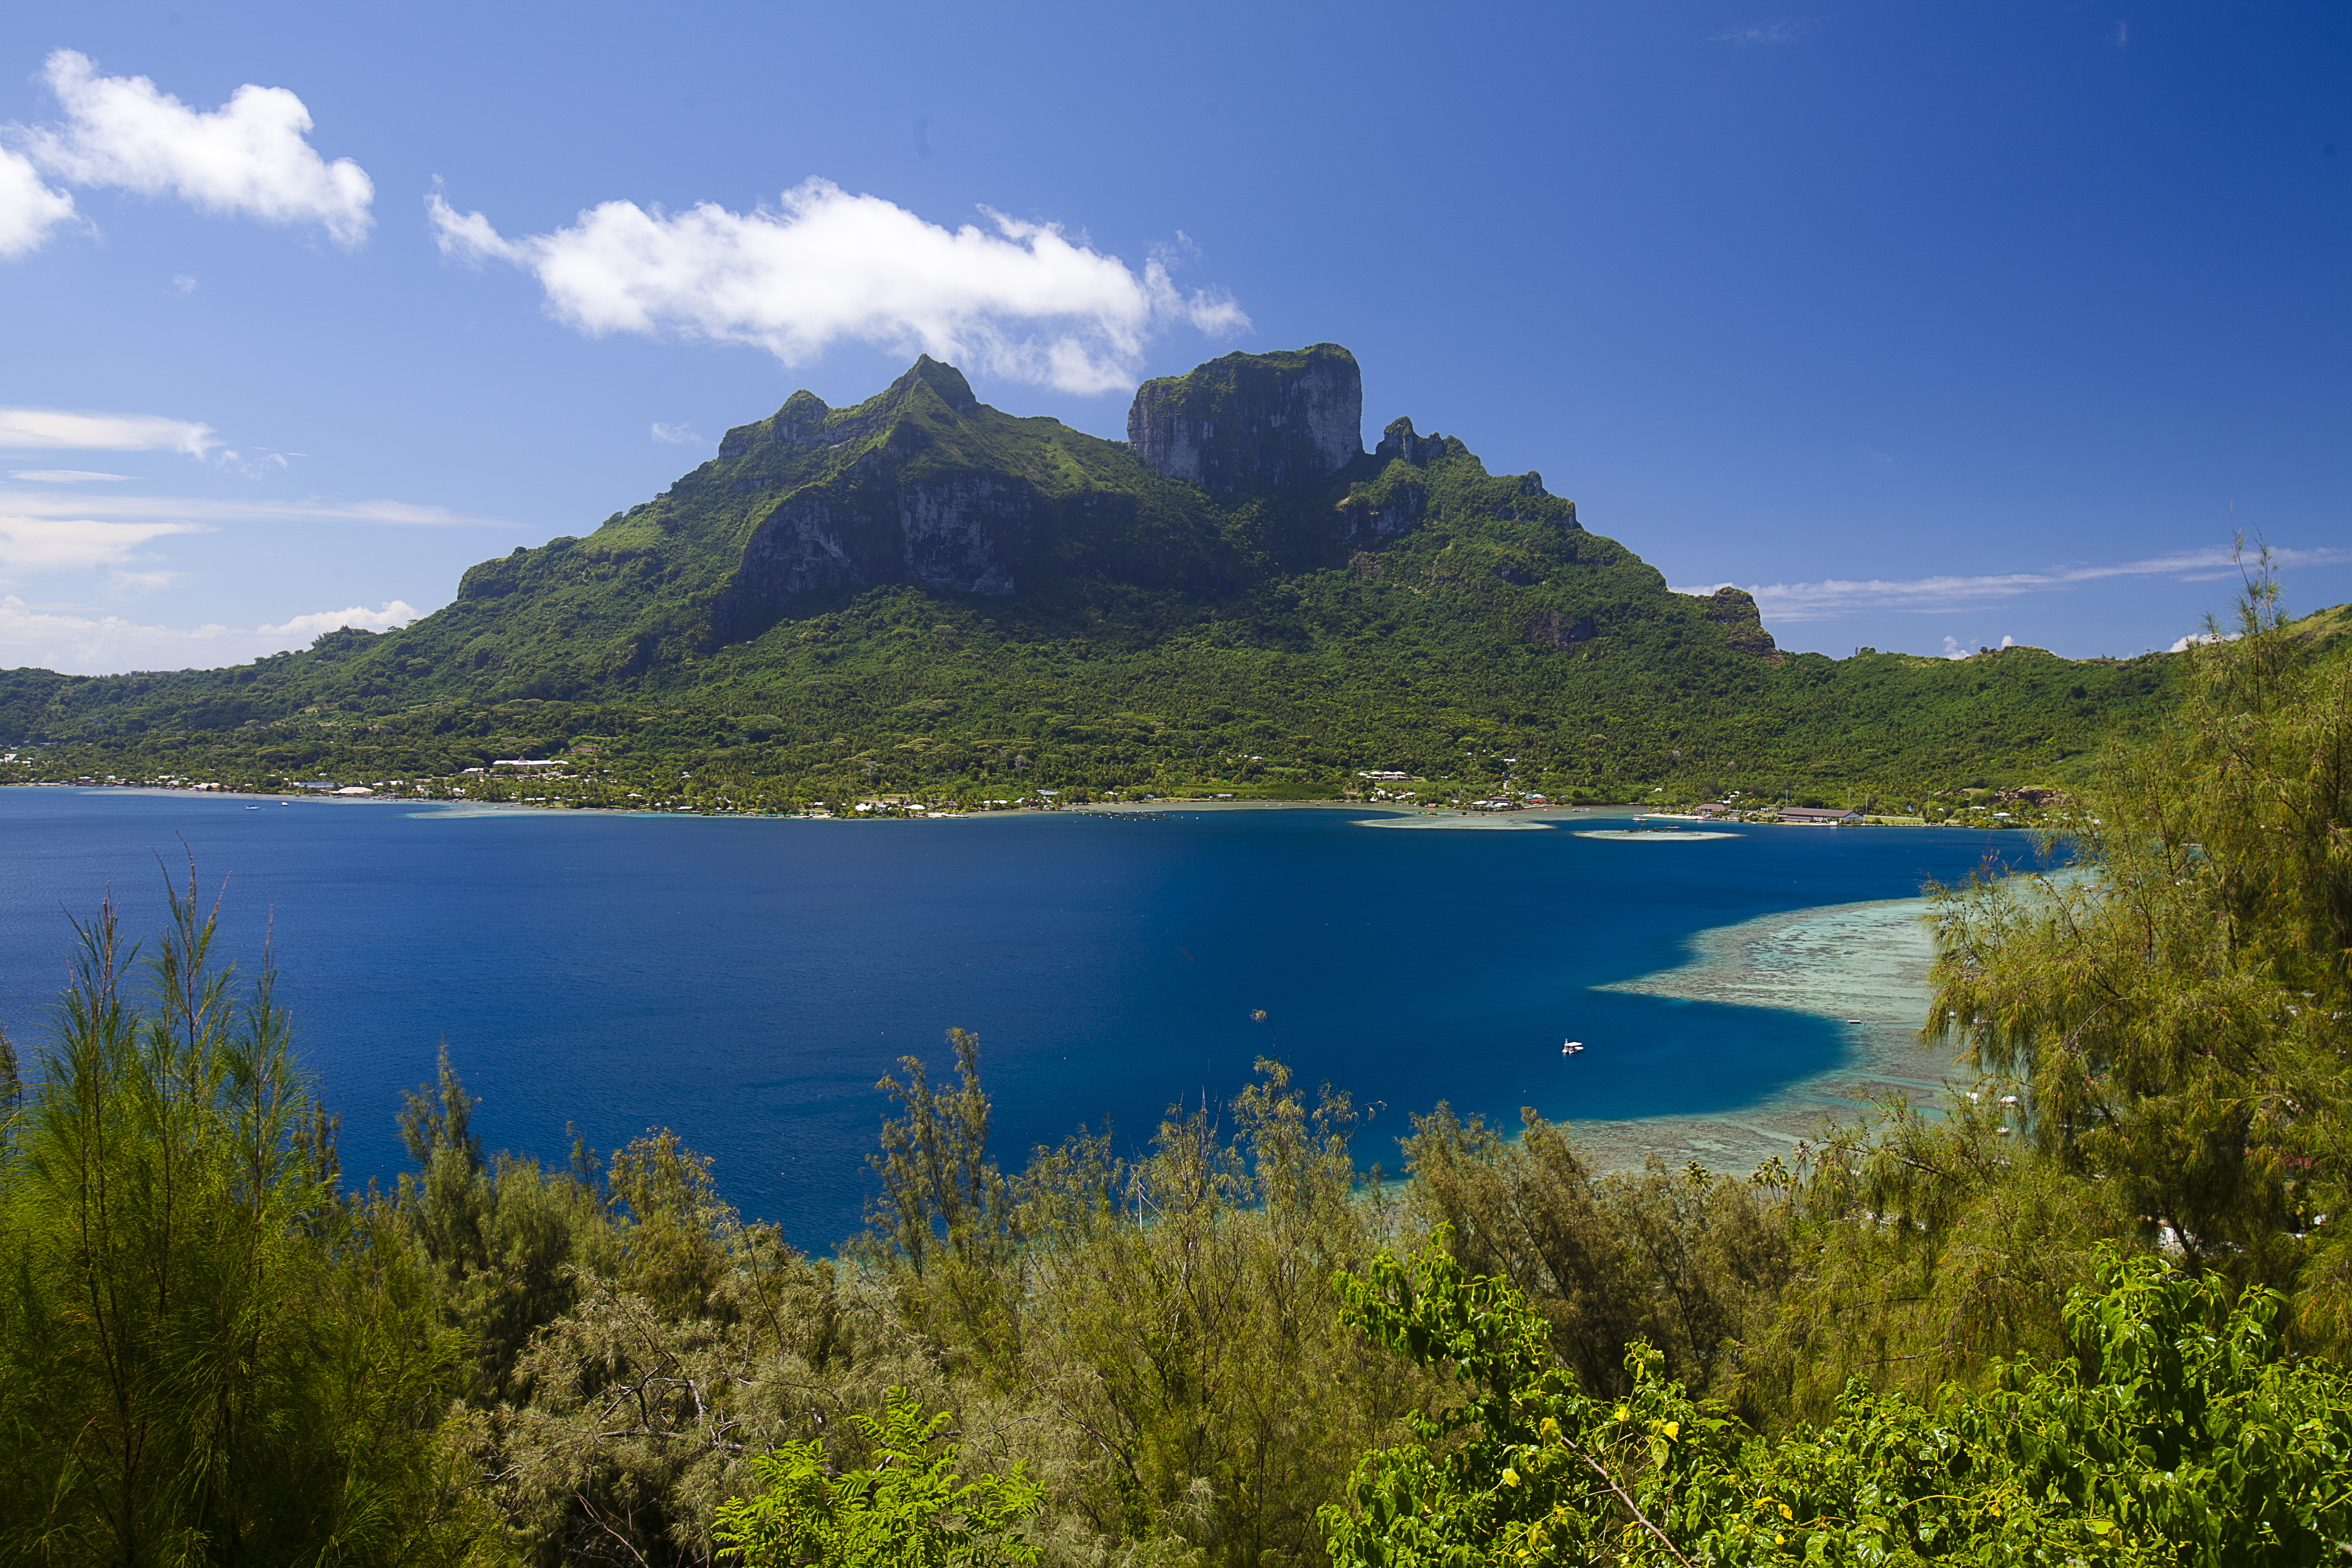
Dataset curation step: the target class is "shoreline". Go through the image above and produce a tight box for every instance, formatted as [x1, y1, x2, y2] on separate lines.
[15, 784, 1658, 824]
[12, 784, 2022, 836]
[1568, 895, 1958, 1176]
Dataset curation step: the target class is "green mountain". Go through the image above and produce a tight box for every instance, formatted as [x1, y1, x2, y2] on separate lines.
[0, 345, 2207, 808]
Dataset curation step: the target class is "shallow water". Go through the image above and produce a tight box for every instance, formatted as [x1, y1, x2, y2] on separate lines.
[1579, 895, 1954, 1173]
[0, 789, 2038, 1250]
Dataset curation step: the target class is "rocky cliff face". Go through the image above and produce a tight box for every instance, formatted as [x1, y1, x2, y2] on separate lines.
[701, 360, 1042, 638]
[1127, 343, 1363, 491]
[730, 477, 1029, 603]
[726, 345, 1380, 627]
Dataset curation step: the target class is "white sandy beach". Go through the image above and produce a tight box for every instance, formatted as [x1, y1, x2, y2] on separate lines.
[1351, 813, 1555, 830]
[1344, 806, 1635, 830]
[1570, 828, 1742, 841]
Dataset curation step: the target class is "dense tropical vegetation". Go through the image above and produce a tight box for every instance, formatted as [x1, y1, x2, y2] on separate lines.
[0, 348, 2247, 812]
[3, 553, 2347, 1562]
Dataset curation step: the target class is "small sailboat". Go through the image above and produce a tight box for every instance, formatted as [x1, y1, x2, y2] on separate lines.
[1560, 1039, 1584, 1057]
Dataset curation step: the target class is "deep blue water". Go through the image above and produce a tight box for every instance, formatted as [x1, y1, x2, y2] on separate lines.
[0, 789, 2033, 1251]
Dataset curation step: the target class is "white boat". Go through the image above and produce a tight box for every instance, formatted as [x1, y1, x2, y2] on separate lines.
[1561, 1039, 1583, 1056]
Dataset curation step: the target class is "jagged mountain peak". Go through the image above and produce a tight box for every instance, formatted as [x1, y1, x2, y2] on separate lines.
[890, 354, 981, 413]
[433, 343, 1643, 687]
[717, 356, 988, 463]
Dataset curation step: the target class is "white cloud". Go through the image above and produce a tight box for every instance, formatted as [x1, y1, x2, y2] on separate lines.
[429, 176, 1249, 394]
[258, 600, 418, 638]
[9, 469, 128, 482]
[0, 407, 218, 455]
[0, 487, 506, 528]
[1936, 635, 2021, 659]
[170, 273, 197, 294]
[650, 421, 701, 445]
[2167, 629, 2235, 653]
[1674, 544, 2352, 622]
[0, 593, 420, 676]
[13, 49, 373, 247]
[0, 514, 204, 574]
[0, 485, 504, 589]
[0, 144, 77, 257]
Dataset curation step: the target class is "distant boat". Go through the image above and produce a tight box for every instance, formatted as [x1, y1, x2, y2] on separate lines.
[245, 805, 259, 810]
[1561, 1039, 1584, 1056]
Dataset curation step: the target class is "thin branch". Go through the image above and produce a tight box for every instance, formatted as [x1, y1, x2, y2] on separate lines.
[575, 1493, 654, 1568]
[1563, 1438, 1695, 1568]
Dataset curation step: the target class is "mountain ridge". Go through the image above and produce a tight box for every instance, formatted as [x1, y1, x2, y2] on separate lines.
[0, 344, 2232, 806]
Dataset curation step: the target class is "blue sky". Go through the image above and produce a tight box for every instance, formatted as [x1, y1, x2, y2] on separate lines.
[0, 1, 2343, 674]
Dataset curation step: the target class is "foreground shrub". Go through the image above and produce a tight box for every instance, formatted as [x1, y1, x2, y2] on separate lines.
[1321, 1236, 2352, 1566]
[0, 867, 486, 1565]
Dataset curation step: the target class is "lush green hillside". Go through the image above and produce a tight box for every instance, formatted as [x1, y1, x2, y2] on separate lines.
[0, 344, 2245, 809]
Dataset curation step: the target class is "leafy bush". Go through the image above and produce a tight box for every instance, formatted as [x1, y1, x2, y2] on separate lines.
[716, 1390, 1042, 1568]
[1320, 1237, 2352, 1566]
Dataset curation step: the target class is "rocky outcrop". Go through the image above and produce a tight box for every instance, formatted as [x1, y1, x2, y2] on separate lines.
[1376, 416, 1437, 464]
[1344, 418, 1571, 543]
[1336, 477, 1424, 542]
[1690, 586, 1782, 661]
[1127, 344, 1362, 491]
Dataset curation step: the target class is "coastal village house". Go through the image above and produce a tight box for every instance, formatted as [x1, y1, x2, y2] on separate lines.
[1777, 805, 1862, 826]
